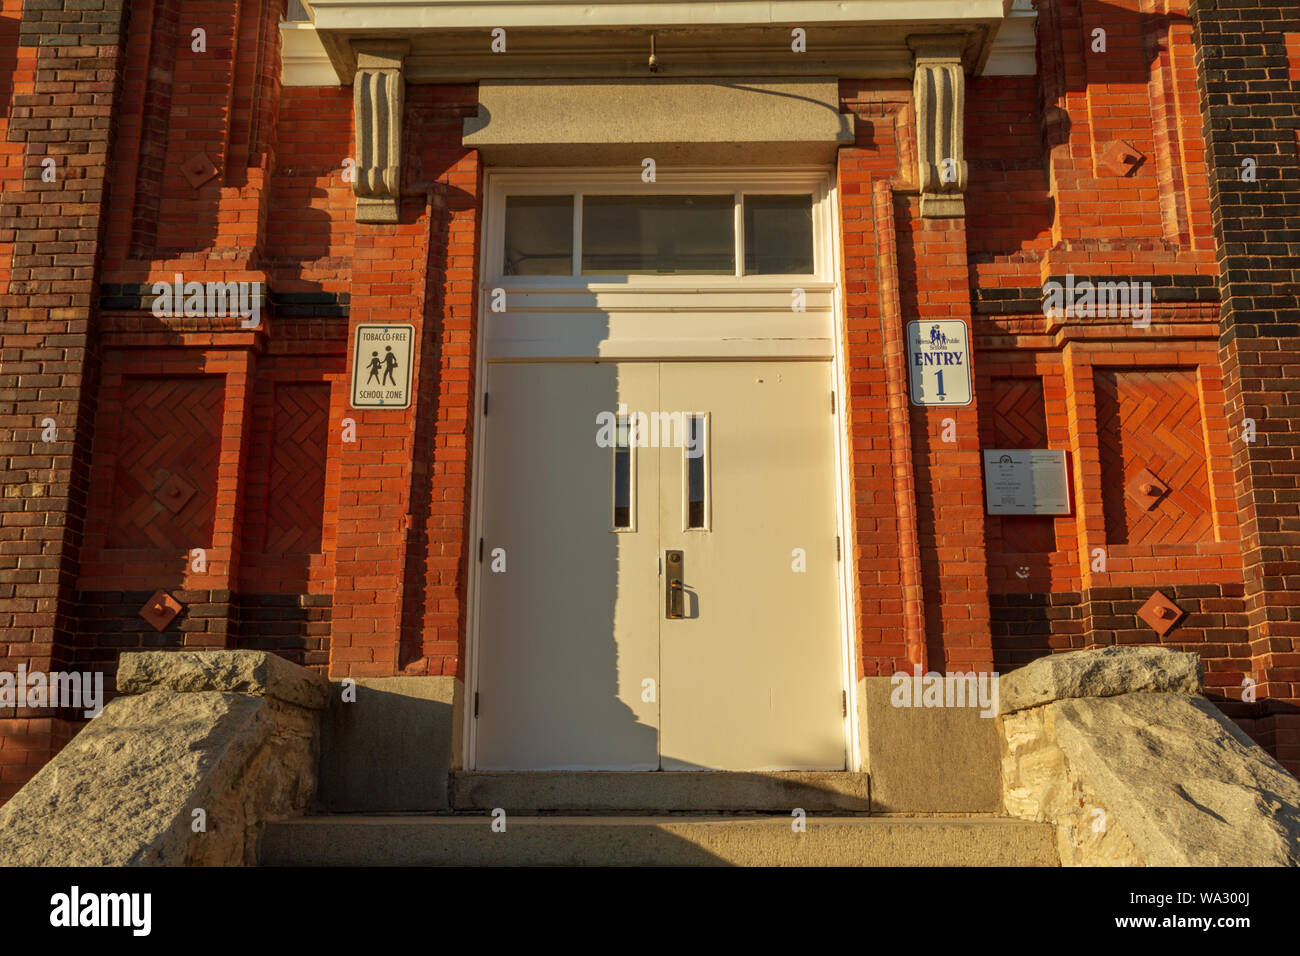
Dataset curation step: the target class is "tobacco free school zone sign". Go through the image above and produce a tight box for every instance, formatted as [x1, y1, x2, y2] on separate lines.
[351, 324, 416, 410]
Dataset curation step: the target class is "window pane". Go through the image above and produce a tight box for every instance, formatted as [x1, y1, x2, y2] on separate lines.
[504, 196, 573, 276]
[686, 415, 706, 529]
[613, 417, 632, 529]
[582, 196, 734, 275]
[744, 195, 814, 275]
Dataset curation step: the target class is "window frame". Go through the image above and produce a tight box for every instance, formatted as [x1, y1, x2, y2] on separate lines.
[486, 168, 834, 288]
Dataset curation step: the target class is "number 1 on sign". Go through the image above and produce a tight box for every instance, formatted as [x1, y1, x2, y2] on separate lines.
[936, 370, 946, 399]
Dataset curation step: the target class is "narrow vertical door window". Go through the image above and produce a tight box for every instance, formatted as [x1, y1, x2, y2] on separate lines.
[613, 414, 634, 530]
[685, 414, 708, 530]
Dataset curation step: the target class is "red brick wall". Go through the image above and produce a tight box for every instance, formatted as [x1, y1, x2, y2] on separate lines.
[0, 0, 131, 799]
[1192, 0, 1300, 772]
[0, 3, 21, 291]
[259, 382, 330, 555]
[835, 1, 1297, 775]
[331, 83, 482, 680]
[836, 81, 924, 677]
[107, 376, 223, 550]
[1095, 368, 1214, 546]
[965, 73, 1053, 275]
[2, 0, 1297, 790]
[264, 86, 355, 285]
[0, 0, 349, 789]
[400, 85, 482, 678]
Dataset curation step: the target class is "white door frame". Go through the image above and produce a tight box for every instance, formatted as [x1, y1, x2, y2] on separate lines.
[463, 165, 861, 770]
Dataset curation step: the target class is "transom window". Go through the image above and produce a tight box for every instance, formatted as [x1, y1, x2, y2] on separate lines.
[503, 193, 814, 278]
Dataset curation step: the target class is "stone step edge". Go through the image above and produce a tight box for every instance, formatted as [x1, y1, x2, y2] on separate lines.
[448, 770, 873, 811]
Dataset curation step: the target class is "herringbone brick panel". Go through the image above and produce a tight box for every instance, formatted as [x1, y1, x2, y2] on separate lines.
[263, 383, 329, 554]
[989, 378, 1054, 554]
[108, 376, 222, 549]
[1096, 369, 1213, 545]
[991, 378, 1048, 448]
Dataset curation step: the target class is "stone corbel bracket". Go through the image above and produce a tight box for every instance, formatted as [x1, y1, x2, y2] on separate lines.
[909, 35, 969, 219]
[352, 40, 409, 224]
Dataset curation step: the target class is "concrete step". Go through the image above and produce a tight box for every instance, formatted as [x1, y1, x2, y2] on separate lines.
[449, 771, 872, 812]
[260, 814, 1059, 866]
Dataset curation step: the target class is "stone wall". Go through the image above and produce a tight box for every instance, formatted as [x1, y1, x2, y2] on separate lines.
[998, 646, 1300, 866]
[0, 650, 328, 865]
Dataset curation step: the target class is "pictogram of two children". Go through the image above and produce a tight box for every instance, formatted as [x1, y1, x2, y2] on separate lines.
[366, 346, 400, 386]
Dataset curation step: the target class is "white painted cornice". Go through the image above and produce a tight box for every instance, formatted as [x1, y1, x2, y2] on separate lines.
[283, 0, 1035, 86]
[304, 1, 1012, 32]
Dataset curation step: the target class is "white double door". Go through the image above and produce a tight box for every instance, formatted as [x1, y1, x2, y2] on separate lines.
[474, 360, 845, 770]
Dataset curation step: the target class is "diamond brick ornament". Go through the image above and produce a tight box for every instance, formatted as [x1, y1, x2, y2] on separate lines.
[1125, 467, 1168, 512]
[1099, 139, 1145, 176]
[140, 590, 182, 631]
[1138, 590, 1184, 637]
[155, 471, 196, 513]
[181, 152, 219, 189]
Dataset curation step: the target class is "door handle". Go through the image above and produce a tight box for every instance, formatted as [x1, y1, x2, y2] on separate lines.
[665, 549, 685, 619]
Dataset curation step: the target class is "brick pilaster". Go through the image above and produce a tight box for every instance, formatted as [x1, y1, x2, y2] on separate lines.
[332, 218, 425, 677]
[899, 208, 994, 671]
[1191, 1, 1300, 743]
[0, 0, 130, 798]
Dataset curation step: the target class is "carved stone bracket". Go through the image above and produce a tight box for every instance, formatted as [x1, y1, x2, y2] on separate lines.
[352, 40, 409, 224]
[909, 36, 968, 219]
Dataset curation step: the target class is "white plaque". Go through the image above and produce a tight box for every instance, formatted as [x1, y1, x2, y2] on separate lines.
[907, 319, 972, 406]
[983, 450, 1071, 515]
[350, 324, 415, 410]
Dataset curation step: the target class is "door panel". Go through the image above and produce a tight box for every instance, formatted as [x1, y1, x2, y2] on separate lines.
[474, 360, 845, 771]
[475, 362, 660, 769]
[658, 362, 845, 770]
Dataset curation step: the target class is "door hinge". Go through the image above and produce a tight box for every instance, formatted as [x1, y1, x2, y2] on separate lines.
[836, 535, 841, 561]
[483, 392, 489, 416]
[831, 390, 836, 414]
[842, 690, 847, 718]
[478, 537, 484, 562]
[474, 692, 480, 718]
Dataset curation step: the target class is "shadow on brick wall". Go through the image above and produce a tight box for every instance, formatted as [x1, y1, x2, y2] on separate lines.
[0, 17, 16, 125]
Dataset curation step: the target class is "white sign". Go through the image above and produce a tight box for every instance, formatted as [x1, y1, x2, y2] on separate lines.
[350, 324, 415, 409]
[907, 319, 972, 406]
[983, 450, 1071, 515]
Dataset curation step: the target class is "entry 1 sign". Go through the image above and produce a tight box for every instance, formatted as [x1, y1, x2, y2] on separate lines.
[907, 319, 972, 406]
[351, 324, 415, 409]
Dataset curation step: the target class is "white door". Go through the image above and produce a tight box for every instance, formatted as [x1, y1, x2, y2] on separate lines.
[658, 361, 844, 770]
[474, 362, 660, 770]
[474, 359, 845, 771]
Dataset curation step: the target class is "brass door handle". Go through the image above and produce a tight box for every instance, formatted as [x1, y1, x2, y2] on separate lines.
[665, 550, 685, 619]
